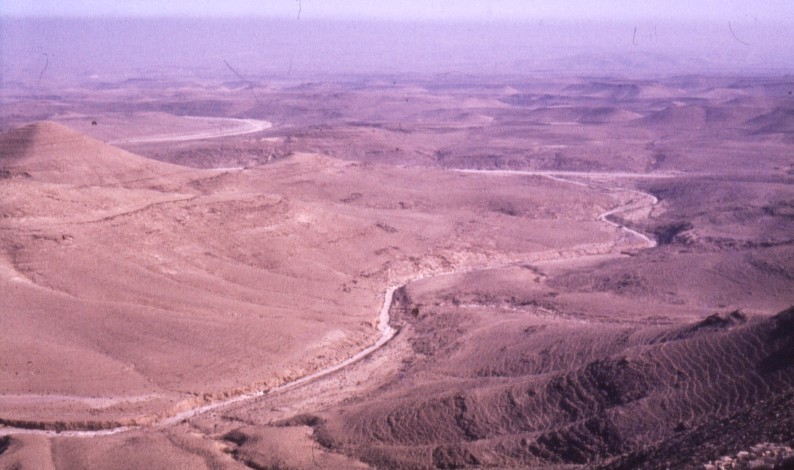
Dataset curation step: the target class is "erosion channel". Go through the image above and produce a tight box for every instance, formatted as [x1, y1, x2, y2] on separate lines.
[0, 170, 659, 438]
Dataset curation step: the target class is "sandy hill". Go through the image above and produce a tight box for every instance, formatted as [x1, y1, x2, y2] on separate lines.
[746, 107, 794, 134]
[0, 121, 183, 185]
[633, 105, 708, 130]
[578, 107, 643, 124]
[524, 106, 587, 124]
[564, 82, 640, 101]
[521, 105, 641, 126]
[307, 301, 794, 469]
[702, 105, 768, 128]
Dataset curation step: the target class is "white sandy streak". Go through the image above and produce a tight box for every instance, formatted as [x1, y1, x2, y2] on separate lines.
[0, 169, 660, 437]
[108, 118, 271, 145]
[456, 169, 681, 180]
[457, 169, 661, 248]
[0, 286, 398, 437]
[157, 286, 398, 427]
[597, 189, 659, 248]
[158, 170, 661, 427]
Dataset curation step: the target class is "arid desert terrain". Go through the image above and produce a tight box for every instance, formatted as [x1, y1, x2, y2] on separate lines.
[1, 74, 793, 469]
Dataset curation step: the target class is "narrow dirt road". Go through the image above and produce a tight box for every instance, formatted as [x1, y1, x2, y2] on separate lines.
[0, 170, 661, 437]
[108, 118, 272, 145]
[459, 169, 661, 247]
[457, 168, 683, 179]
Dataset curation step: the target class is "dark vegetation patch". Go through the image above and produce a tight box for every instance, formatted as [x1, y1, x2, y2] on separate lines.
[585, 358, 653, 407]
[488, 199, 519, 216]
[340, 192, 362, 203]
[221, 429, 249, 446]
[694, 310, 747, 329]
[652, 221, 693, 245]
[432, 444, 481, 468]
[275, 414, 325, 427]
[763, 200, 794, 219]
[0, 435, 10, 456]
[375, 222, 398, 233]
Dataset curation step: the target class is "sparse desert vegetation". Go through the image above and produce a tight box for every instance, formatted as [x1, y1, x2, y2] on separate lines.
[1, 68, 792, 469]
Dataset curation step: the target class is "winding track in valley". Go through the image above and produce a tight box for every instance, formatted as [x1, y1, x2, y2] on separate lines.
[107, 117, 272, 145]
[0, 169, 661, 438]
[459, 169, 662, 248]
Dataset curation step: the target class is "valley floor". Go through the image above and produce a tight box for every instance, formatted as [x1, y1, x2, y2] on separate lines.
[1, 74, 792, 468]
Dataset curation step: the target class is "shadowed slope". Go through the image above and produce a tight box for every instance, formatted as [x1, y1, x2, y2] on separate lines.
[746, 107, 794, 134]
[0, 123, 389, 425]
[0, 122, 622, 433]
[633, 105, 708, 130]
[578, 107, 643, 124]
[309, 304, 794, 468]
[0, 121, 184, 185]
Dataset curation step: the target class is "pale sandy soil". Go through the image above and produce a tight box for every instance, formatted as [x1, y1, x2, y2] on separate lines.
[1, 75, 792, 468]
[107, 117, 271, 145]
[0, 120, 619, 429]
[43, 113, 270, 148]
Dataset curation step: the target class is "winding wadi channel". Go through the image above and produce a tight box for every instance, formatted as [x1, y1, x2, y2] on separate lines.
[0, 168, 663, 438]
[107, 117, 273, 145]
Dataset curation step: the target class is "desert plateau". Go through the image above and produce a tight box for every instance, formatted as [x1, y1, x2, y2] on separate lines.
[1, 10, 794, 470]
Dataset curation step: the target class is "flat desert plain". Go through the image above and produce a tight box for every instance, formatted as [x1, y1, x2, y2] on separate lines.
[0, 75, 793, 469]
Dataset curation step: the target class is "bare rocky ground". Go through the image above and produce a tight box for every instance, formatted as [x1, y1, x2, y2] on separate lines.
[0, 74, 792, 468]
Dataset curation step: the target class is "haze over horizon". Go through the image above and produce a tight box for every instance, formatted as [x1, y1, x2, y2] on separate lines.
[1, 1, 793, 85]
[3, 0, 794, 23]
[2, 3, 794, 470]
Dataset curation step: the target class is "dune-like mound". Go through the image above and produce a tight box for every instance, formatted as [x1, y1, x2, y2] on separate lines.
[701, 105, 770, 128]
[578, 107, 643, 124]
[634, 104, 708, 130]
[0, 121, 181, 185]
[307, 304, 794, 468]
[524, 106, 586, 124]
[564, 82, 640, 101]
[745, 107, 794, 134]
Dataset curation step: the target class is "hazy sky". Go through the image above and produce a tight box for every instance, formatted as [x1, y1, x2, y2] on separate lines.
[3, 0, 793, 22]
[2, 1, 793, 82]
